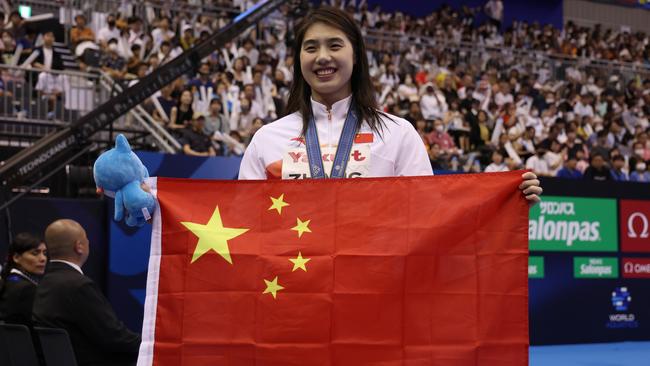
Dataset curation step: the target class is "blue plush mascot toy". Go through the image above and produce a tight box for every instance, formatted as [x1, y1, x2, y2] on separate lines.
[93, 134, 155, 227]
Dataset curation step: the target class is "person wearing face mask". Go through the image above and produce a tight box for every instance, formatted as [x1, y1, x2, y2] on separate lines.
[630, 161, 650, 182]
[97, 14, 121, 49]
[0, 233, 47, 326]
[100, 38, 127, 79]
[420, 84, 448, 121]
[238, 6, 541, 203]
[397, 73, 418, 104]
[426, 119, 457, 155]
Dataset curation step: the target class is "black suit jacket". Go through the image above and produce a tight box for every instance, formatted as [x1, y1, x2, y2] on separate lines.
[32, 46, 64, 70]
[0, 273, 36, 326]
[32, 262, 141, 366]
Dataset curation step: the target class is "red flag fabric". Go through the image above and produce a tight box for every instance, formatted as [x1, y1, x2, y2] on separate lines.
[139, 171, 529, 366]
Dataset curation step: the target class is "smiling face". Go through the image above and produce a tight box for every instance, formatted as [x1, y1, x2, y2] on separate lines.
[300, 22, 354, 106]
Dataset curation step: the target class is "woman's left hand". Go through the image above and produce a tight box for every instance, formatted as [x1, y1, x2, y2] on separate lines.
[520, 171, 542, 206]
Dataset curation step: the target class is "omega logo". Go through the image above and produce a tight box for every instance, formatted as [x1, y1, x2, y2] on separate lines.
[628, 212, 649, 239]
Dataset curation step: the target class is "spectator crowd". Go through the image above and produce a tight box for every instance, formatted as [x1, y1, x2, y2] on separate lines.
[2, 2, 650, 365]
[0, 0, 648, 182]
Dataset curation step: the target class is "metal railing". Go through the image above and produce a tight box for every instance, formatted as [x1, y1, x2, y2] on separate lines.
[19, 0, 241, 48]
[0, 64, 163, 150]
[0, 64, 106, 124]
[97, 71, 181, 154]
[88, 0, 241, 17]
[94, 0, 241, 37]
[21, 0, 650, 79]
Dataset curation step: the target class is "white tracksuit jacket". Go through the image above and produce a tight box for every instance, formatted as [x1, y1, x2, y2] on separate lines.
[238, 95, 432, 180]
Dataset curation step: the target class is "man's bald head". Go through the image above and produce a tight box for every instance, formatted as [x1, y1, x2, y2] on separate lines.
[45, 219, 88, 263]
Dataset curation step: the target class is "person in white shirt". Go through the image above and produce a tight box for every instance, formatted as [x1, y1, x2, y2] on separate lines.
[238, 6, 541, 204]
[397, 74, 418, 103]
[472, 80, 492, 110]
[97, 14, 121, 48]
[32, 31, 64, 117]
[573, 94, 594, 118]
[544, 140, 564, 176]
[420, 84, 447, 121]
[127, 17, 147, 49]
[230, 97, 264, 137]
[238, 38, 260, 67]
[525, 148, 550, 177]
[378, 63, 399, 89]
[494, 81, 513, 107]
[150, 17, 174, 52]
[485, 150, 510, 173]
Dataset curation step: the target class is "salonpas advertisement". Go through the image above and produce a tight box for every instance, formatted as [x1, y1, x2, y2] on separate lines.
[529, 196, 618, 251]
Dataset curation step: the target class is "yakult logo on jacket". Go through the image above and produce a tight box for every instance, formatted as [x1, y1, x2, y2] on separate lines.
[282, 145, 372, 180]
[287, 151, 367, 163]
[290, 133, 373, 146]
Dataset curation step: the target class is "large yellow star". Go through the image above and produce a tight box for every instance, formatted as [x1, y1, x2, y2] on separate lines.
[289, 252, 311, 272]
[291, 218, 312, 238]
[268, 194, 290, 215]
[181, 206, 249, 264]
[263, 276, 284, 299]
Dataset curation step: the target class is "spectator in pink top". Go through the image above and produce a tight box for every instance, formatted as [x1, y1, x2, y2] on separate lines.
[427, 119, 458, 155]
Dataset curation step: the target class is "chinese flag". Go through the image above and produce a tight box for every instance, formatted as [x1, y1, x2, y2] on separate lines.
[138, 171, 529, 366]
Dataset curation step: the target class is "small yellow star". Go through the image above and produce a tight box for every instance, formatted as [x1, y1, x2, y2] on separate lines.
[263, 276, 284, 299]
[289, 252, 311, 272]
[291, 218, 312, 238]
[181, 206, 249, 264]
[268, 194, 290, 215]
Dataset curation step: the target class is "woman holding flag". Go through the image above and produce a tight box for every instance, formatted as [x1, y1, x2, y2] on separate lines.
[238, 6, 541, 203]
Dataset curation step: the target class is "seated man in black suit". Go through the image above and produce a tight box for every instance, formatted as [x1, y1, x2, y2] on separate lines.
[33, 219, 141, 366]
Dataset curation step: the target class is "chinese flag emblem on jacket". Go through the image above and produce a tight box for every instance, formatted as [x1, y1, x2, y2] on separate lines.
[139, 171, 529, 366]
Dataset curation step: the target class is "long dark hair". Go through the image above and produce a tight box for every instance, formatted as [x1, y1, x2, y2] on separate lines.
[285, 6, 391, 136]
[0, 233, 43, 293]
